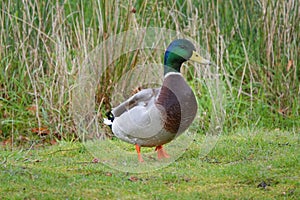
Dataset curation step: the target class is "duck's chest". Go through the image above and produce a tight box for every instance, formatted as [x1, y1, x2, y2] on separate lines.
[155, 73, 197, 134]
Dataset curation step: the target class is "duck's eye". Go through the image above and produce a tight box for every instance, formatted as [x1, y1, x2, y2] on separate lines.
[180, 45, 186, 49]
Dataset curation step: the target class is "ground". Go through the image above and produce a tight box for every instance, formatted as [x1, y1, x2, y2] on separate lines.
[0, 128, 299, 199]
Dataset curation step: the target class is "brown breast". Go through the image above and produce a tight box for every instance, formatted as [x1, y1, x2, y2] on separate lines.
[156, 73, 197, 135]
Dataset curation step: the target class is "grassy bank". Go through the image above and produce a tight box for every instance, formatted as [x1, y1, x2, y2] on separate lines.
[0, 129, 299, 199]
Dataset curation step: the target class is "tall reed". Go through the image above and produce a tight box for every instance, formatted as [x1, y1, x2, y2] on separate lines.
[0, 0, 299, 145]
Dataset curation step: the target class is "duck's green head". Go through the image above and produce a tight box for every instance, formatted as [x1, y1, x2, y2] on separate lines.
[164, 39, 210, 75]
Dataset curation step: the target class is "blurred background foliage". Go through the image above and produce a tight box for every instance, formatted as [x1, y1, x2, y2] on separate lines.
[0, 0, 299, 147]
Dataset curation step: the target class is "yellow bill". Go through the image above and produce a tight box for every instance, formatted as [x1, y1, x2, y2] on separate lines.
[189, 50, 210, 65]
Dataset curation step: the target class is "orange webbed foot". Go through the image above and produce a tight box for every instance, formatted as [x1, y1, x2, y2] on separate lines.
[135, 144, 144, 162]
[155, 145, 170, 160]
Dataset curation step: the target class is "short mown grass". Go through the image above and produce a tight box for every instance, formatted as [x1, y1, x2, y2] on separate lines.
[1, 129, 298, 199]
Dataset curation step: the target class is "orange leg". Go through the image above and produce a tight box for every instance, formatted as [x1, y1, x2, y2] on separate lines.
[155, 145, 170, 160]
[135, 144, 144, 162]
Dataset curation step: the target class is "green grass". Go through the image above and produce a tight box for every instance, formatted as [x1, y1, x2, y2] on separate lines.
[1, 129, 299, 199]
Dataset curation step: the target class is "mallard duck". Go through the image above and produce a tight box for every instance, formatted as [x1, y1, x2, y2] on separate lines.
[104, 39, 210, 162]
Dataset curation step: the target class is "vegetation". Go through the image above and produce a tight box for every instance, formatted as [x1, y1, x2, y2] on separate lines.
[0, 0, 299, 145]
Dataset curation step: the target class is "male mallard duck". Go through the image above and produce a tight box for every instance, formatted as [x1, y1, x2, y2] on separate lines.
[104, 39, 210, 162]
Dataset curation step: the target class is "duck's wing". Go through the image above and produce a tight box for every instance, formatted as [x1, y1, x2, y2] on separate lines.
[111, 88, 160, 117]
[111, 88, 165, 143]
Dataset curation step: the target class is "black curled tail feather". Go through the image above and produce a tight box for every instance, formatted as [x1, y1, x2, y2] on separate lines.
[106, 111, 114, 121]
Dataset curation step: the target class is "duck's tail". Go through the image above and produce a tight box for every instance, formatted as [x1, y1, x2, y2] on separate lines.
[103, 111, 114, 129]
